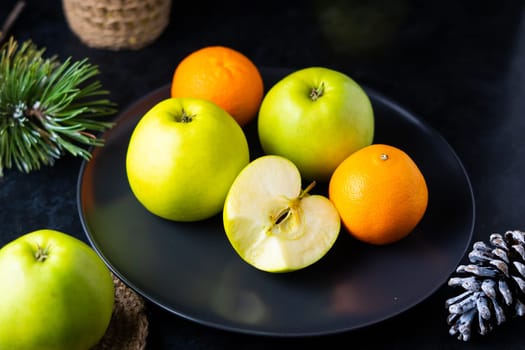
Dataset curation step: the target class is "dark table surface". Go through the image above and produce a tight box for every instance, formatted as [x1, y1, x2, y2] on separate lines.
[2, 0, 525, 349]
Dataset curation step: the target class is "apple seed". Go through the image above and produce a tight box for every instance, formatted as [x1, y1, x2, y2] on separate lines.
[274, 207, 292, 225]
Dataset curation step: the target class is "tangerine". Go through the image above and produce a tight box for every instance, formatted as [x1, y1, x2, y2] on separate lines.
[328, 143, 428, 245]
[170, 46, 264, 127]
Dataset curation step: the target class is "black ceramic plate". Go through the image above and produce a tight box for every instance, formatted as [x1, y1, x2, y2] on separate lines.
[77, 68, 475, 337]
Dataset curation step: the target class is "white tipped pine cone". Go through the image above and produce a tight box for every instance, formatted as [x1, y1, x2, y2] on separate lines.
[446, 230, 525, 341]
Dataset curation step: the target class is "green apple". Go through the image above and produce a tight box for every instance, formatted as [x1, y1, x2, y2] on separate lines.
[126, 97, 250, 222]
[257, 66, 374, 182]
[223, 155, 341, 273]
[0, 229, 114, 350]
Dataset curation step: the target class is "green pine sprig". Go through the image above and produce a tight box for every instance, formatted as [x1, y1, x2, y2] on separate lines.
[0, 37, 117, 177]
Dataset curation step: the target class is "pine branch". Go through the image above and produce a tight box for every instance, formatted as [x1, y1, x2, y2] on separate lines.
[0, 37, 117, 176]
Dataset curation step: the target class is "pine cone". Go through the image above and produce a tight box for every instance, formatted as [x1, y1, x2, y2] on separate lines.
[446, 230, 525, 341]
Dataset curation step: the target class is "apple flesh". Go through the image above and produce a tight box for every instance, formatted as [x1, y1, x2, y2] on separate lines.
[223, 155, 341, 273]
[0, 229, 114, 350]
[258, 66, 374, 182]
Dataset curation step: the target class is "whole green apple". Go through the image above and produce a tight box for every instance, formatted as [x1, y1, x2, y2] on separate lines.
[126, 97, 250, 221]
[0, 229, 114, 350]
[257, 66, 374, 182]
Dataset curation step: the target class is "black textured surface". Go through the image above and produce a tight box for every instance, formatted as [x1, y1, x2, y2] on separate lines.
[2, 0, 525, 348]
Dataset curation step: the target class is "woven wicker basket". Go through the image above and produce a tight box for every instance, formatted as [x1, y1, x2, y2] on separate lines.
[92, 274, 149, 350]
[62, 0, 172, 50]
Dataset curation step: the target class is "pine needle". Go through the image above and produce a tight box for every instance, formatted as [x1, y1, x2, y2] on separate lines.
[0, 37, 117, 176]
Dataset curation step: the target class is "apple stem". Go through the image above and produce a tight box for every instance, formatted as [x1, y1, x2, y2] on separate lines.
[177, 108, 195, 123]
[299, 181, 317, 199]
[34, 245, 49, 262]
[309, 82, 325, 101]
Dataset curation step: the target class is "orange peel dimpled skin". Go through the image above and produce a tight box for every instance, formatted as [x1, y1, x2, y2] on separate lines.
[329, 143, 429, 245]
[170, 45, 264, 127]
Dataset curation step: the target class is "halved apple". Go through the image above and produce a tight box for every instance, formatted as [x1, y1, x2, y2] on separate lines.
[223, 155, 341, 273]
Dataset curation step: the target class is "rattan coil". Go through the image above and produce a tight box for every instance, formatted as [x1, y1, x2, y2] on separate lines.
[62, 0, 171, 50]
[92, 274, 149, 350]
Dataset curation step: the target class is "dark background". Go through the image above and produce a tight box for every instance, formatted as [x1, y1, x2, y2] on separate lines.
[2, 0, 525, 348]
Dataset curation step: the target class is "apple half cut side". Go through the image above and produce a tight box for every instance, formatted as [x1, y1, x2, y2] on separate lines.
[223, 155, 341, 273]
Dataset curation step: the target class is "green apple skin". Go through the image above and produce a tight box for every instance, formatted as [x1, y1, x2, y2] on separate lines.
[126, 97, 250, 222]
[0, 229, 114, 350]
[257, 67, 374, 182]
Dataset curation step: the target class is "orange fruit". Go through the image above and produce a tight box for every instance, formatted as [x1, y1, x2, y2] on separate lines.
[170, 46, 264, 127]
[328, 143, 428, 245]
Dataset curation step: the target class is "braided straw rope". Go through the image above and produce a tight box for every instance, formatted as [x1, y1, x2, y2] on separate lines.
[62, 0, 171, 50]
[92, 274, 149, 350]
